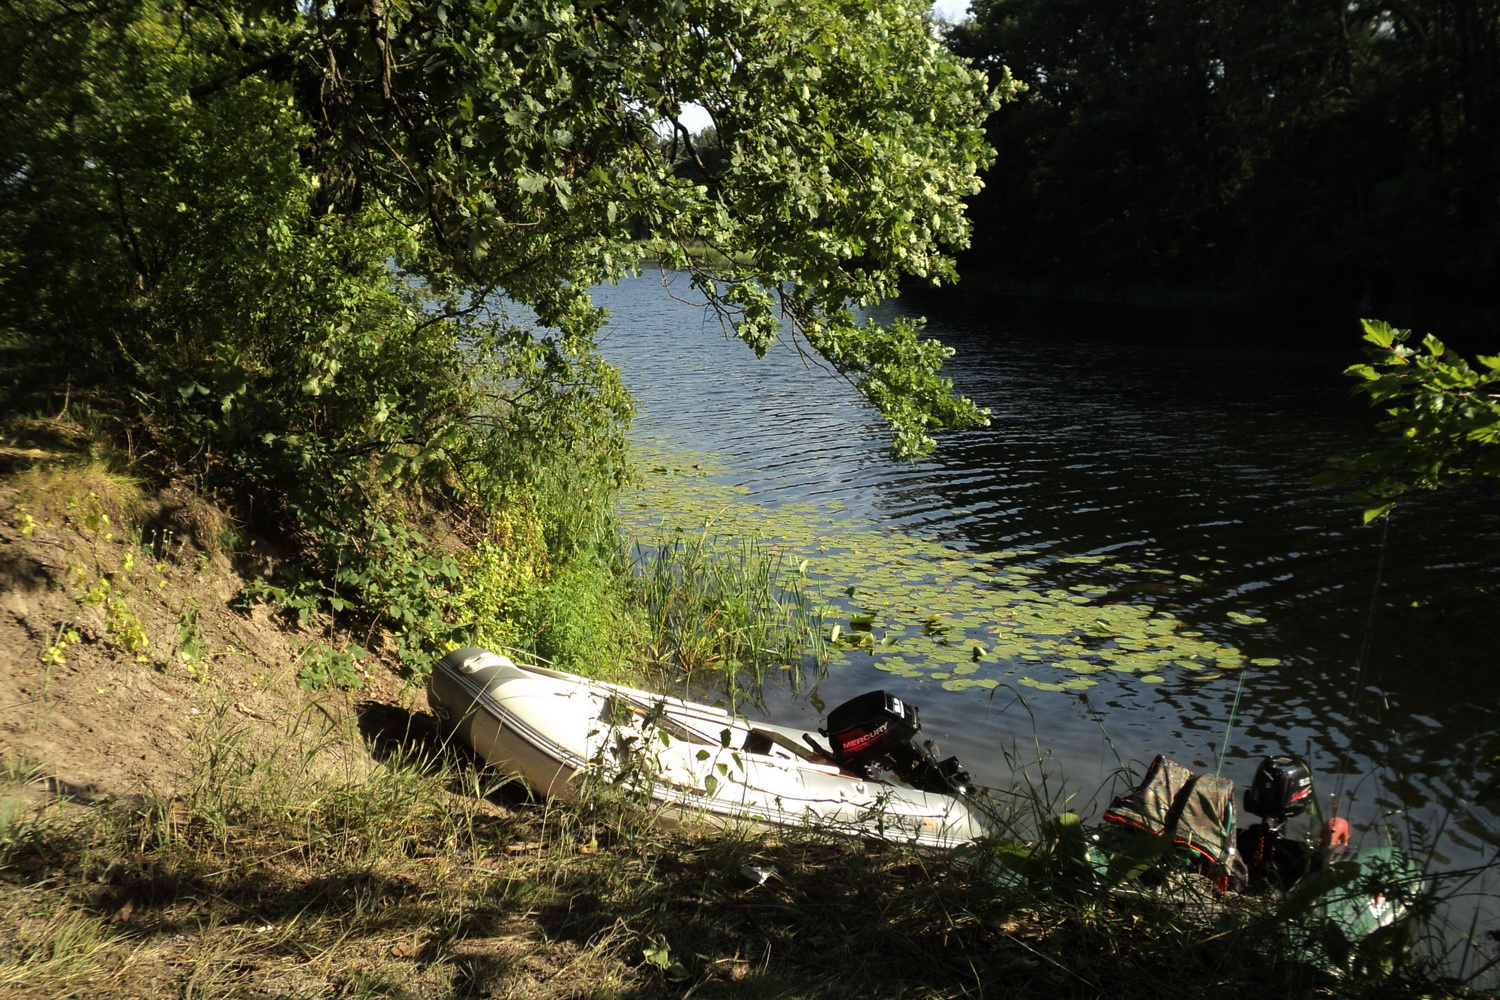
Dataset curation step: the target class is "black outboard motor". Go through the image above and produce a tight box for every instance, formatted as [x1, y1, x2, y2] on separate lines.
[821, 691, 973, 795]
[1243, 753, 1313, 828]
[1238, 753, 1317, 888]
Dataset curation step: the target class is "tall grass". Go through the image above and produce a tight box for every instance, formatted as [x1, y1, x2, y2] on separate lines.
[12, 461, 148, 538]
[628, 529, 826, 702]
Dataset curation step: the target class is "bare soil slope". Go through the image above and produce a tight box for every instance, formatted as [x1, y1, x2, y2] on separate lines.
[3, 482, 310, 796]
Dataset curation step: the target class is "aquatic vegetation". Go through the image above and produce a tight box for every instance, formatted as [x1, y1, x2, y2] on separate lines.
[621, 446, 1280, 697]
[628, 527, 827, 701]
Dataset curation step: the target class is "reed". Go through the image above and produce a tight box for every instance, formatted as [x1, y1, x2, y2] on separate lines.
[628, 528, 826, 702]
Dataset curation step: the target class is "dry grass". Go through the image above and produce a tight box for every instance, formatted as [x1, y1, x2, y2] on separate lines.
[0, 699, 1478, 1000]
[12, 461, 149, 539]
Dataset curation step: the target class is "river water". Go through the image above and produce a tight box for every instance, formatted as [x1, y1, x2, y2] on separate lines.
[591, 270, 1500, 973]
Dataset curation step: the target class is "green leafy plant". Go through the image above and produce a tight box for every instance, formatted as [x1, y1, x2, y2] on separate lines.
[40, 625, 81, 668]
[296, 642, 369, 691]
[1325, 319, 1500, 522]
[177, 601, 210, 679]
[104, 600, 150, 662]
[641, 932, 689, 982]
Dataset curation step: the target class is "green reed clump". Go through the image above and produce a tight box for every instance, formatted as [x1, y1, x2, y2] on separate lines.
[629, 529, 826, 697]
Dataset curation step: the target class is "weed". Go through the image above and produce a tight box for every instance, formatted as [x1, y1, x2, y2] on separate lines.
[296, 641, 369, 690]
[176, 600, 209, 678]
[629, 529, 826, 703]
[39, 624, 80, 668]
[102, 601, 149, 662]
[73, 574, 151, 663]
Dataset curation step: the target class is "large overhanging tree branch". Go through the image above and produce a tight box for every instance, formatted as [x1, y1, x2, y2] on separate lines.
[0, 0, 1006, 676]
[2, 0, 1009, 457]
[221, 0, 1009, 456]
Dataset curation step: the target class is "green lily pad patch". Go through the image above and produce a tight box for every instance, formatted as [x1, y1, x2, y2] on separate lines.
[622, 445, 1285, 698]
[1019, 678, 1069, 692]
[941, 677, 1001, 692]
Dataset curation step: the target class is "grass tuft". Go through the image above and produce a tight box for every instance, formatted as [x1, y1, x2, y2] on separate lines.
[630, 529, 826, 702]
[13, 461, 148, 538]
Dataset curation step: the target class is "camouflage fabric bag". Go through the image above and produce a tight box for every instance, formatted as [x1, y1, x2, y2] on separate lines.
[1102, 755, 1237, 871]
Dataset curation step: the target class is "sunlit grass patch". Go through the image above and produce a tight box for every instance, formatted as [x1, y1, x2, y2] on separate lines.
[0, 894, 135, 1000]
[12, 461, 148, 540]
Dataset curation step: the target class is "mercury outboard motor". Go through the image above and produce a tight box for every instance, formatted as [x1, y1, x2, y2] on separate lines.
[820, 691, 973, 795]
[1238, 753, 1317, 888]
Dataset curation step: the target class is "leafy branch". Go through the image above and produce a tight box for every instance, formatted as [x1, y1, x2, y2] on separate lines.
[1323, 319, 1500, 523]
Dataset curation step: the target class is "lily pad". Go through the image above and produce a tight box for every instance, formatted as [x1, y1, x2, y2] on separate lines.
[941, 677, 1001, 692]
[621, 445, 1285, 700]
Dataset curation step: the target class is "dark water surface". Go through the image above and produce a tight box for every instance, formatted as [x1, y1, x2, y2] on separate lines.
[592, 271, 1500, 970]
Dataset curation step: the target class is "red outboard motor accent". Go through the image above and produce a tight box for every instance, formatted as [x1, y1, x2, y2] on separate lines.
[821, 691, 973, 795]
[1244, 753, 1313, 828]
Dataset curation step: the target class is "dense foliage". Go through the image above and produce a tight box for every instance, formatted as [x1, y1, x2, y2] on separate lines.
[1, 0, 998, 680]
[946, 0, 1499, 328]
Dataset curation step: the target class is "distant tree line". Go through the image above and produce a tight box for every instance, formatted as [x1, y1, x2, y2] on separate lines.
[946, 0, 1499, 331]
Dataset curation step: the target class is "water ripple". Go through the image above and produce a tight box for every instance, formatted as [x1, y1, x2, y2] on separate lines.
[594, 274, 1500, 975]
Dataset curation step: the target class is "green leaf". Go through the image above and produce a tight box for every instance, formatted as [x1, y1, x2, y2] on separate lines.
[1361, 319, 1402, 349]
[642, 934, 673, 969]
[1103, 832, 1170, 886]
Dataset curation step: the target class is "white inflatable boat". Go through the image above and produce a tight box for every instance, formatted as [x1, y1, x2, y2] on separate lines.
[427, 647, 995, 849]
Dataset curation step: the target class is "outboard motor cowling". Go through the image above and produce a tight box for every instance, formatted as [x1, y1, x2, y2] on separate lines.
[1239, 752, 1317, 889]
[821, 691, 973, 795]
[1244, 753, 1313, 827]
[824, 691, 921, 769]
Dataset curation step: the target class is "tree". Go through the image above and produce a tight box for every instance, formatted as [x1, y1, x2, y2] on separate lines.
[2, 0, 1003, 458]
[0, 0, 1004, 676]
[944, 0, 1500, 325]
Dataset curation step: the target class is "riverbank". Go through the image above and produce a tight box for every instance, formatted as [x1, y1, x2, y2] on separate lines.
[0, 440, 1488, 999]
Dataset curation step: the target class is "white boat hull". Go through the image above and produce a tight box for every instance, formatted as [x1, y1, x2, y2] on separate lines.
[427, 648, 993, 849]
